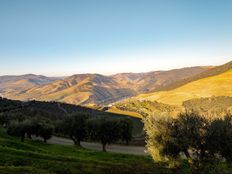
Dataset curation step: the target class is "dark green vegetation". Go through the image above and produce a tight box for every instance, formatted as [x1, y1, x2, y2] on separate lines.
[0, 128, 170, 174]
[57, 113, 133, 151]
[113, 96, 232, 119]
[0, 97, 139, 152]
[0, 97, 144, 135]
[87, 118, 122, 152]
[115, 99, 180, 117]
[0, 97, 165, 174]
[183, 96, 232, 117]
[146, 112, 232, 174]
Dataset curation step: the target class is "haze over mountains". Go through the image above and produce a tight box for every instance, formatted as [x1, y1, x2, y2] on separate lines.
[0, 66, 211, 105]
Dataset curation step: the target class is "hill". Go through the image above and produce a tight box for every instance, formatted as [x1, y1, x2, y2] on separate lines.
[108, 61, 232, 118]
[107, 96, 232, 119]
[0, 74, 60, 95]
[3, 67, 210, 106]
[183, 96, 232, 116]
[107, 100, 181, 118]
[0, 128, 168, 174]
[111, 66, 210, 93]
[0, 97, 144, 135]
[4, 74, 136, 106]
[155, 60, 232, 92]
[136, 68, 232, 106]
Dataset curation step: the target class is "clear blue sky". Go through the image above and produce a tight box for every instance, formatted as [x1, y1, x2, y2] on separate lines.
[0, 0, 232, 76]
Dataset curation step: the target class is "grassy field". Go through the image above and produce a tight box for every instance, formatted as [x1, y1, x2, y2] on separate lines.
[0, 128, 170, 174]
[137, 69, 232, 106]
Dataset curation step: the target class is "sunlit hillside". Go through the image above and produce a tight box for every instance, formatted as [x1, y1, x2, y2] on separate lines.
[137, 69, 232, 106]
[3, 67, 209, 106]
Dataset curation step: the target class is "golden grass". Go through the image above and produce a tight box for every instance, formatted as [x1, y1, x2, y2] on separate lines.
[107, 107, 143, 118]
[137, 69, 232, 106]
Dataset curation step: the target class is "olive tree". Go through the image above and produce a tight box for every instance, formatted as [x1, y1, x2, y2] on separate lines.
[62, 113, 88, 146]
[119, 118, 133, 145]
[39, 123, 54, 143]
[87, 117, 121, 152]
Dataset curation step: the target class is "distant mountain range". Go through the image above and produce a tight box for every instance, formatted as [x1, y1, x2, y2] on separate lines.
[107, 60, 232, 118]
[0, 66, 212, 105]
[0, 74, 60, 94]
[136, 60, 232, 106]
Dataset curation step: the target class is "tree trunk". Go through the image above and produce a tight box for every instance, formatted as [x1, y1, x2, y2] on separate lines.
[71, 136, 81, 147]
[44, 138, 47, 143]
[27, 133, 32, 139]
[102, 143, 106, 152]
[184, 149, 190, 159]
[21, 135, 25, 142]
[74, 140, 81, 147]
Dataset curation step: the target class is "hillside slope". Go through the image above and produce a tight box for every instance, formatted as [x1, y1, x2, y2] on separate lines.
[112, 66, 211, 93]
[3, 67, 210, 106]
[0, 74, 59, 94]
[137, 69, 232, 106]
[5, 74, 136, 106]
[0, 129, 163, 174]
[155, 60, 232, 92]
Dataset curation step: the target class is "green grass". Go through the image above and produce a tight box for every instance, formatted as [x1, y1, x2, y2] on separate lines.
[0, 128, 170, 174]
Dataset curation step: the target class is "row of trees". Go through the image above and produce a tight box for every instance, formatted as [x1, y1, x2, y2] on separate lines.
[148, 112, 232, 173]
[57, 113, 133, 152]
[7, 119, 54, 142]
[3, 112, 133, 152]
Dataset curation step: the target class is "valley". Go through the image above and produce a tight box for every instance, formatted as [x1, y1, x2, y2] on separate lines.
[1, 66, 211, 106]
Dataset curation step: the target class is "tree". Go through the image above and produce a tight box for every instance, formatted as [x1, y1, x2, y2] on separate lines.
[0, 113, 8, 127]
[39, 123, 54, 143]
[7, 120, 29, 142]
[62, 113, 88, 146]
[87, 118, 121, 152]
[206, 115, 232, 161]
[152, 113, 209, 173]
[119, 118, 133, 145]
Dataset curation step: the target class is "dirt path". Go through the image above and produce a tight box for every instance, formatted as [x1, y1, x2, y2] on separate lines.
[48, 136, 148, 155]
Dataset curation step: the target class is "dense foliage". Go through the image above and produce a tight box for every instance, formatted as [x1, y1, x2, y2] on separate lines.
[60, 113, 89, 146]
[115, 99, 180, 117]
[145, 112, 232, 173]
[0, 97, 135, 152]
[7, 119, 54, 143]
[87, 118, 121, 152]
[183, 96, 232, 117]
